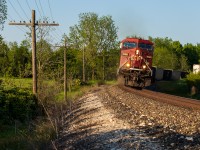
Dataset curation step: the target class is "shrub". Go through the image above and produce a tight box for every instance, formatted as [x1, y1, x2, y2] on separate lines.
[0, 86, 37, 124]
[186, 72, 200, 94]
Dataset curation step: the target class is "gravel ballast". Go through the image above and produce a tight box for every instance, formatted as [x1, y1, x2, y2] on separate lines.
[57, 85, 200, 149]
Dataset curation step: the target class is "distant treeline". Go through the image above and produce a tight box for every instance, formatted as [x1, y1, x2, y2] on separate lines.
[1, 13, 200, 82]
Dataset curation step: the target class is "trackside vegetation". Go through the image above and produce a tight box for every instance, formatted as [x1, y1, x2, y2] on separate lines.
[1, 11, 200, 149]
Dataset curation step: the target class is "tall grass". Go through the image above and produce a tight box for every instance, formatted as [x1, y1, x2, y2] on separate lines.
[0, 78, 117, 149]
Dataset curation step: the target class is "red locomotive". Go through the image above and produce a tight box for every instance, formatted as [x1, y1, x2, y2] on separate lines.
[118, 37, 154, 88]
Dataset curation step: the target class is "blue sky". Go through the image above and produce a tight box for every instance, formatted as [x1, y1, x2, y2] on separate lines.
[1, 0, 200, 45]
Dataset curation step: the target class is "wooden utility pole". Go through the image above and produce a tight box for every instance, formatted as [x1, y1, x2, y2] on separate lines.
[31, 10, 37, 95]
[64, 38, 67, 102]
[55, 37, 68, 102]
[9, 10, 59, 96]
[82, 47, 85, 82]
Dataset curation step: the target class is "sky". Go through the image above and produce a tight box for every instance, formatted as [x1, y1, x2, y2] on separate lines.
[1, 0, 200, 45]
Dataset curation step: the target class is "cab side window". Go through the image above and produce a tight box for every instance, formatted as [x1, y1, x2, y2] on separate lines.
[123, 42, 137, 49]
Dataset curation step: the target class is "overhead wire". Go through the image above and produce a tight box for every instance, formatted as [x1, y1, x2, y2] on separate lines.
[34, 0, 43, 19]
[33, 0, 61, 44]
[7, 0, 30, 33]
[26, 0, 32, 12]
[47, 0, 54, 21]
[7, 15, 29, 33]
[45, 0, 63, 44]
[7, 0, 25, 21]
[7, 0, 62, 45]
[38, 0, 45, 17]
[16, 0, 30, 20]
[47, 0, 64, 43]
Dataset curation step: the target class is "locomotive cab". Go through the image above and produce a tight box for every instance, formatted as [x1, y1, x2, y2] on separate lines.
[118, 38, 154, 88]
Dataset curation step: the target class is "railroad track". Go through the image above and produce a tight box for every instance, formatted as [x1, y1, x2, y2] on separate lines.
[118, 85, 200, 110]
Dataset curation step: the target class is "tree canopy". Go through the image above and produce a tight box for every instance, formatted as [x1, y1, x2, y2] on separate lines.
[1, 12, 200, 82]
[69, 12, 118, 81]
[0, 0, 7, 30]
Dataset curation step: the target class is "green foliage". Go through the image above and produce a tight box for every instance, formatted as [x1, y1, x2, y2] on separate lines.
[151, 37, 190, 71]
[182, 43, 199, 67]
[0, 86, 37, 124]
[0, 0, 7, 30]
[156, 80, 189, 97]
[186, 72, 200, 90]
[153, 47, 178, 69]
[69, 12, 118, 81]
[0, 36, 9, 76]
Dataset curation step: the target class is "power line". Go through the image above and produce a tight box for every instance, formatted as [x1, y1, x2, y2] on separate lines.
[34, 0, 42, 18]
[26, 0, 32, 12]
[16, 0, 29, 20]
[57, 27, 65, 36]
[9, 0, 62, 44]
[38, 0, 45, 17]
[47, 0, 54, 21]
[47, 0, 63, 42]
[7, 0, 24, 21]
[7, 15, 28, 33]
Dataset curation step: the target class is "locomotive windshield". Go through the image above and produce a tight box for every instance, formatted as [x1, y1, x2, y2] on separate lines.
[122, 42, 137, 49]
[138, 43, 153, 50]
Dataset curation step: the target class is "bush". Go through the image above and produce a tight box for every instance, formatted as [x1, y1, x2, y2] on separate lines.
[0, 86, 37, 124]
[186, 72, 200, 94]
[97, 80, 106, 86]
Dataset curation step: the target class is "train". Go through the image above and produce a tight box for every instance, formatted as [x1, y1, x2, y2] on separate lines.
[117, 37, 154, 88]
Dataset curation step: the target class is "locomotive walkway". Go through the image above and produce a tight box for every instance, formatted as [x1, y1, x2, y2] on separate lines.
[55, 85, 200, 150]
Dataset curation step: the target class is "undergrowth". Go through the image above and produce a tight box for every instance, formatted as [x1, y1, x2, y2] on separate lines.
[0, 78, 116, 149]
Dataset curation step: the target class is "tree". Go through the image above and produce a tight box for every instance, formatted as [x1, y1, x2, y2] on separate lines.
[0, 35, 9, 76]
[0, 0, 7, 30]
[36, 39, 53, 78]
[150, 37, 190, 71]
[69, 12, 118, 81]
[7, 41, 31, 77]
[153, 47, 178, 69]
[182, 43, 199, 68]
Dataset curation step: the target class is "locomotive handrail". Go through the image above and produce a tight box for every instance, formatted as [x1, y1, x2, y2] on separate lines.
[143, 58, 153, 76]
[117, 55, 133, 74]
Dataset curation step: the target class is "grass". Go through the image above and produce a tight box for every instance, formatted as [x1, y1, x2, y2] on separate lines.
[0, 121, 55, 150]
[0, 77, 32, 90]
[0, 77, 56, 149]
[0, 77, 117, 149]
[155, 79, 200, 100]
[56, 80, 118, 103]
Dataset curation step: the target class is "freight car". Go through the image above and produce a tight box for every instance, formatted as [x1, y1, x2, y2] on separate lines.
[117, 38, 154, 88]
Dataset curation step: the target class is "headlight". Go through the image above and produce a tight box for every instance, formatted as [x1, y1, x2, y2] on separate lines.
[136, 50, 140, 55]
[126, 63, 130, 67]
[142, 65, 146, 69]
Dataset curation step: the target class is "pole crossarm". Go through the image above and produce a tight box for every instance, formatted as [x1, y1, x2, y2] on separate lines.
[9, 22, 59, 26]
